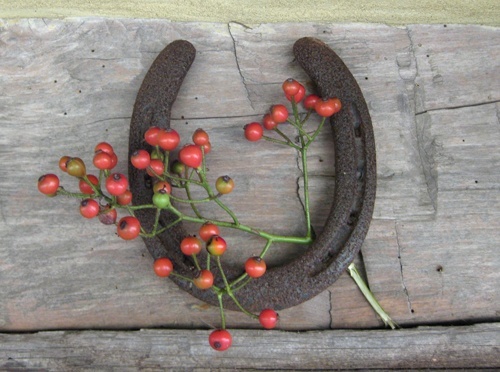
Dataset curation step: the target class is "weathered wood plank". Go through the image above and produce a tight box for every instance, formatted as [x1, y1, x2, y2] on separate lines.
[409, 24, 500, 113]
[1, 324, 499, 370]
[0, 19, 499, 334]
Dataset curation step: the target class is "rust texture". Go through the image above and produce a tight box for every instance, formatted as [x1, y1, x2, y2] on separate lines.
[128, 38, 376, 311]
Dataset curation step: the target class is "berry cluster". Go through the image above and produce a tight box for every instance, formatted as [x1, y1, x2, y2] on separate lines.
[38, 78, 343, 351]
[244, 78, 341, 142]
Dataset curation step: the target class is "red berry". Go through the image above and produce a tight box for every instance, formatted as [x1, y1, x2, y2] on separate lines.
[147, 159, 165, 178]
[58, 156, 70, 172]
[192, 128, 210, 146]
[199, 223, 220, 242]
[244, 122, 263, 142]
[37, 174, 60, 195]
[259, 309, 279, 329]
[303, 94, 320, 110]
[79, 198, 100, 219]
[206, 235, 227, 256]
[153, 180, 172, 194]
[180, 236, 203, 256]
[315, 97, 342, 117]
[208, 329, 232, 351]
[105, 173, 129, 196]
[144, 126, 161, 146]
[193, 269, 214, 290]
[94, 142, 114, 155]
[244, 256, 267, 278]
[215, 175, 234, 195]
[116, 189, 133, 205]
[79, 175, 99, 194]
[179, 144, 203, 169]
[98, 205, 117, 225]
[109, 152, 118, 170]
[66, 157, 86, 178]
[158, 128, 181, 151]
[153, 257, 173, 277]
[93, 150, 113, 170]
[262, 114, 277, 130]
[271, 104, 288, 123]
[285, 84, 305, 103]
[117, 216, 141, 240]
[130, 149, 151, 170]
[282, 78, 302, 97]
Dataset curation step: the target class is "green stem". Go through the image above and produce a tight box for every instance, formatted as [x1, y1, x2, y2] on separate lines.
[216, 257, 257, 319]
[191, 254, 201, 271]
[347, 263, 398, 329]
[300, 147, 312, 238]
[262, 134, 301, 151]
[184, 182, 204, 219]
[168, 204, 311, 244]
[217, 292, 226, 329]
[197, 169, 239, 225]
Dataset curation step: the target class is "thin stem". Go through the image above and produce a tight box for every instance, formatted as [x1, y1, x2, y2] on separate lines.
[191, 254, 201, 271]
[217, 292, 226, 329]
[216, 257, 257, 319]
[347, 263, 398, 329]
[168, 193, 217, 204]
[300, 147, 312, 238]
[171, 272, 195, 283]
[197, 169, 239, 225]
[262, 134, 301, 151]
[148, 217, 183, 237]
[184, 182, 204, 219]
[168, 204, 311, 245]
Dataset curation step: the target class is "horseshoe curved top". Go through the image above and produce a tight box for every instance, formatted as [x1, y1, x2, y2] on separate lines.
[128, 37, 376, 311]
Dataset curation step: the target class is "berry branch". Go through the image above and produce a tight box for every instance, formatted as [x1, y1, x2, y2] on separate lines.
[37, 78, 394, 352]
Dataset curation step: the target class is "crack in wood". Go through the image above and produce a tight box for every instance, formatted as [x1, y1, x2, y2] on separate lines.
[395, 221, 413, 314]
[228, 22, 255, 110]
[415, 99, 500, 115]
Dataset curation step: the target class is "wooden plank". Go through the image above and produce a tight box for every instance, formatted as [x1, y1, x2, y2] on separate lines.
[0, 18, 499, 334]
[409, 24, 500, 113]
[1, 324, 499, 370]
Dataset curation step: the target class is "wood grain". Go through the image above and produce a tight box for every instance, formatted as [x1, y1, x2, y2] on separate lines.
[1, 324, 498, 370]
[0, 18, 498, 341]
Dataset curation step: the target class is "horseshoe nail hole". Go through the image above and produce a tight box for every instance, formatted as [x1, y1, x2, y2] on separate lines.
[436, 265, 444, 272]
[181, 115, 185, 119]
[78, 90, 82, 93]
[195, 97, 198, 100]
[91, 49, 95, 53]
[364, 77, 368, 80]
[426, 54, 430, 58]
[144, 174, 153, 189]
[443, 24, 447, 27]
[318, 157, 324, 163]
[411, 309, 415, 313]
[475, 180, 478, 184]
[54, 80, 57, 83]
[102, 65, 105, 68]
[347, 212, 358, 226]
[63, 112, 67, 116]
[462, 139, 465, 142]
[356, 168, 365, 180]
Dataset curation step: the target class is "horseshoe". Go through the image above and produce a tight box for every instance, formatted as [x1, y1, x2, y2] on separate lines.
[128, 37, 376, 311]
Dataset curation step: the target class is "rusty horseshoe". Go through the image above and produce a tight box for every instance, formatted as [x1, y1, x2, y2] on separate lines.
[128, 37, 376, 311]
